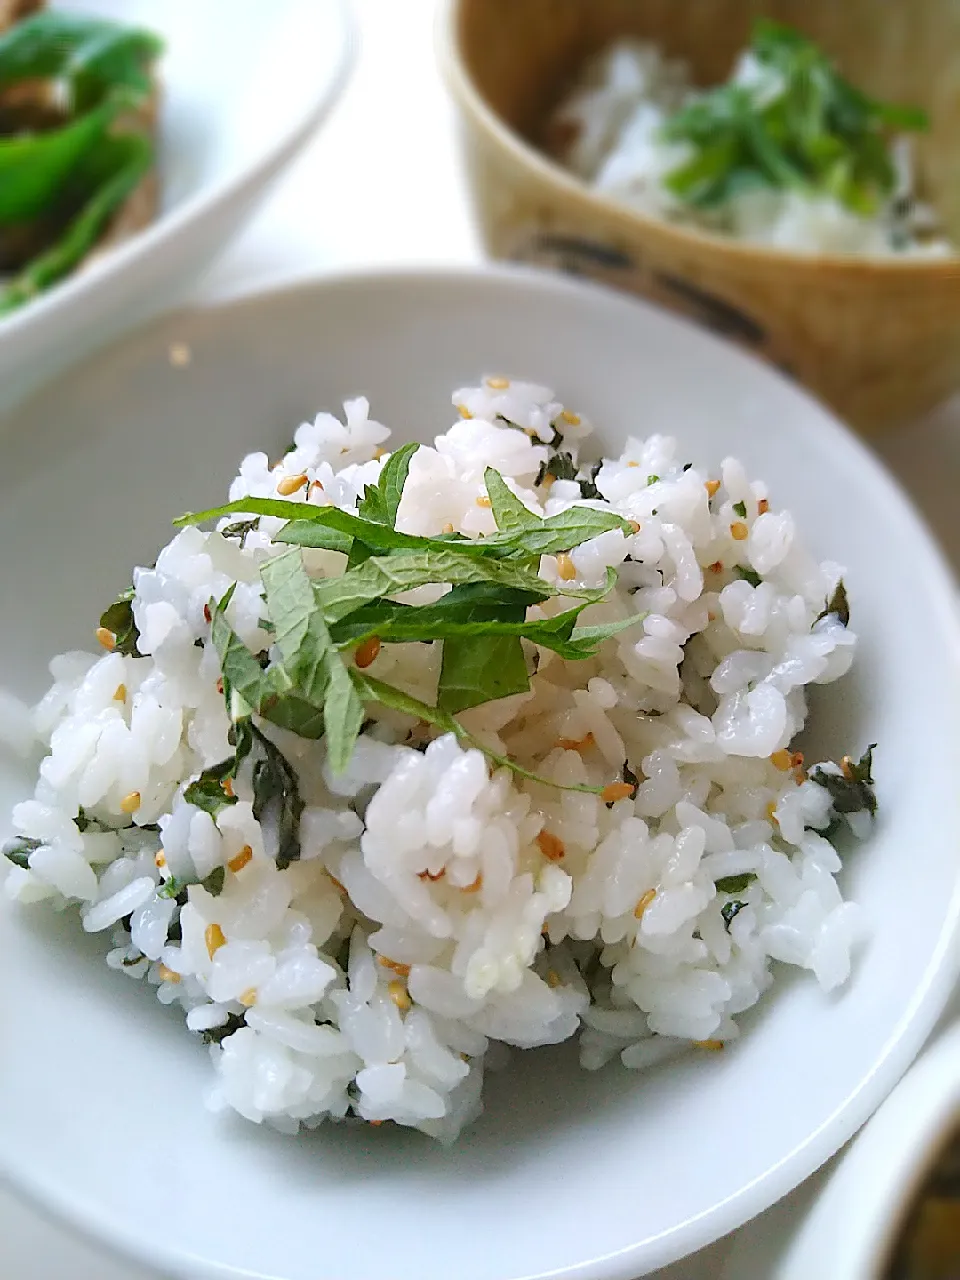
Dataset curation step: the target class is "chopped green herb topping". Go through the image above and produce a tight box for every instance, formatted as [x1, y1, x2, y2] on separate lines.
[200, 1012, 246, 1045]
[99, 587, 139, 657]
[2, 835, 40, 869]
[721, 900, 747, 931]
[815, 580, 850, 627]
[660, 18, 928, 216]
[535, 450, 579, 486]
[735, 565, 762, 588]
[810, 745, 877, 817]
[715, 873, 756, 894]
[183, 463, 645, 797]
[183, 758, 240, 818]
[732, 500, 748, 518]
[220, 517, 260, 548]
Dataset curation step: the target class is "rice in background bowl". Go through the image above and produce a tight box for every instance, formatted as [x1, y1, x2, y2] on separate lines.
[438, 0, 960, 431]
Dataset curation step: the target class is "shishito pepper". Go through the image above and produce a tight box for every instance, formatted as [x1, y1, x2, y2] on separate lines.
[0, 9, 163, 314]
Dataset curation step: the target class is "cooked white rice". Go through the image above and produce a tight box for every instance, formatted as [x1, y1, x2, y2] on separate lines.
[551, 39, 951, 258]
[2, 378, 872, 1142]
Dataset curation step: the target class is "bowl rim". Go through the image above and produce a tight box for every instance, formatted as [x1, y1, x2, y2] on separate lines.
[0, 0, 358, 341]
[2, 262, 960, 1280]
[436, 0, 960, 279]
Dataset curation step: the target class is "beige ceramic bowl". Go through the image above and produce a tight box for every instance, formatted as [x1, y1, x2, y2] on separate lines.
[438, 0, 960, 432]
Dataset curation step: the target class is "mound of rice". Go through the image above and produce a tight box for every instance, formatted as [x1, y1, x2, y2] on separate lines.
[2, 378, 872, 1142]
[550, 39, 951, 258]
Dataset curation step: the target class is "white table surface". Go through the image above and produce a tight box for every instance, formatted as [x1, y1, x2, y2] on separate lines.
[3, 3, 958, 1277]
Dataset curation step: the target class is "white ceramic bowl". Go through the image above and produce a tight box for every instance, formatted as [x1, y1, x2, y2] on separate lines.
[0, 0, 355, 415]
[0, 268, 959, 1280]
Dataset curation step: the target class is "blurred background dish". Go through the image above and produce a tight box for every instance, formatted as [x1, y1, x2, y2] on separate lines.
[438, 0, 960, 433]
[0, 0, 355, 417]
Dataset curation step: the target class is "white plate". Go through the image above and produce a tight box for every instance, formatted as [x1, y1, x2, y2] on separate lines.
[0, 0, 355, 414]
[0, 267, 959, 1280]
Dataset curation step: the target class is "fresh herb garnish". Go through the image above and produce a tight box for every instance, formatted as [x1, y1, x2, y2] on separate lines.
[732, 500, 748, 518]
[715, 873, 756, 894]
[647, 475, 660, 486]
[186, 464, 646, 796]
[735, 565, 762, 588]
[220, 517, 260, 547]
[158, 865, 226, 900]
[810, 745, 877, 817]
[535, 450, 579, 486]
[660, 18, 928, 216]
[577, 461, 603, 501]
[815, 580, 850, 627]
[183, 758, 240, 818]
[721, 900, 747, 931]
[249, 723, 304, 871]
[99, 587, 139, 657]
[2, 835, 40, 869]
[200, 1011, 246, 1045]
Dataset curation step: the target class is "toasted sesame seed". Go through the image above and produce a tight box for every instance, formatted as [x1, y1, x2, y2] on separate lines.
[602, 781, 635, 804]
[96, 626, 116, 651]
[560, 410, 580, 425]
[238, 987, 257, 1007]
[228, 845, 253, 873]
[556, 732, 594, 753]
[169, 342, 191, 367]
[441, 523, 455, 534]
[766, 801, 779, 824]
[695, 1039, 724, 1051]
[205, 923, 226, 959]
[705, 479, 721, 498]
[276, 473, 308, 496]
[456, 403, 472, 419]
[120, 791, 140, 814]
[157, 963, 180, 984]
[628, 520, 641, 533]
[378, 956, 412, 977]
[758, 498, 770, 515]
[476, 495, 492, 508]
[708, 560, 724, 574]
[547, 969, 561, 988]
[730, 521, 748, 541]
[556, 553, 576, 581]
[388, 980, 411, 1011]
[221, 776, 234, 798]
[373, 447, 387, 460]
[354, 636, 381, 669]
[634, 888, 657, 919]
[536, 830, 565, 862]
[627, 460, 640, 468]
[461, 873, 483, 893]
[770, 749, 793, 771]
[707, 611, 717, 622]
[113, 683, 127, 701]
[155, 850, 166, 868]
[486, 376, 509, 390]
